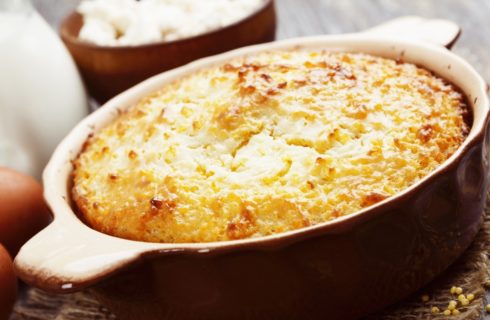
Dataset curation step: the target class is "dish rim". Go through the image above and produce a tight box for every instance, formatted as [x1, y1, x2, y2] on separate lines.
[14, 30, 490, 293]
[49, 34, 490, 249]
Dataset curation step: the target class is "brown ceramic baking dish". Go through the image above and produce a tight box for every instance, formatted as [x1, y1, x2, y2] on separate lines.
[15, 17, 490, 320]
[60, 0, 276, 103]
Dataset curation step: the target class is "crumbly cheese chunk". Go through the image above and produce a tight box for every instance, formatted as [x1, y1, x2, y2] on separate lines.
[77, 0, 265, 46]
[72, 51, 469, 243]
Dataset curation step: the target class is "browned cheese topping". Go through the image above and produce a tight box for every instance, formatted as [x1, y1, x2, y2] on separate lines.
[72, 50, 469, 243]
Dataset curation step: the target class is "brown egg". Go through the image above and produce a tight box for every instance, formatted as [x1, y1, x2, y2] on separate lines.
[0, 244, 17, 320]
[0, 167, 52, 256]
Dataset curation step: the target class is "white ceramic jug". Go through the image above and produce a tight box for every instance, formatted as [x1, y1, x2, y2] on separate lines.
[0, 0, 88, 180]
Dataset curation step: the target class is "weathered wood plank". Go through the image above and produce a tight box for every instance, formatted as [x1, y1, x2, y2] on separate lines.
[275, 0, 490, 81]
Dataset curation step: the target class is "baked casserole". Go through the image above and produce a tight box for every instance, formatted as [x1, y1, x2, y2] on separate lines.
[72, 50, 469, 243]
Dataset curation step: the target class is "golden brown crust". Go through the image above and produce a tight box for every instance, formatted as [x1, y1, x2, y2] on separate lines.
[72, 50, 469, 243]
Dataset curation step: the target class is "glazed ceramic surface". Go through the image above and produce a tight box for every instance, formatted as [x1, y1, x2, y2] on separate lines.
[59, 0, 276, 103]
[15, 17, 490, 320]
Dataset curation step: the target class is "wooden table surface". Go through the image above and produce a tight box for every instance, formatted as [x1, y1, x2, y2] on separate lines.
[27, 0, 490, 319]
[34, 0, 490, 83]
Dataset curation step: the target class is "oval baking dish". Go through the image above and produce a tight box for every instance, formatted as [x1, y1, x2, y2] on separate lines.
[15, 17, 490, 320]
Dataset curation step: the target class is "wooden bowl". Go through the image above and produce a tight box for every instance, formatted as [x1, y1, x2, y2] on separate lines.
[60, 0, 276, 103]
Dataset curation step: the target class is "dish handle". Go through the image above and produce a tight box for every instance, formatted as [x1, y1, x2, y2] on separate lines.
[361, 16, 461, 49]
[13, 215, 147, 293]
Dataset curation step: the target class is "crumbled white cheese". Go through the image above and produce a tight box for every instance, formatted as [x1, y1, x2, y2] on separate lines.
[77, 0, 265, 46]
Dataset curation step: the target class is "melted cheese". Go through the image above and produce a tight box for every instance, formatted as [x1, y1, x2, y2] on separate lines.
[72, 51, 469, 243]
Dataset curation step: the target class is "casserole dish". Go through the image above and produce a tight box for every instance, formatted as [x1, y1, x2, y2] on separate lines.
[15, 17, 490, 320]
